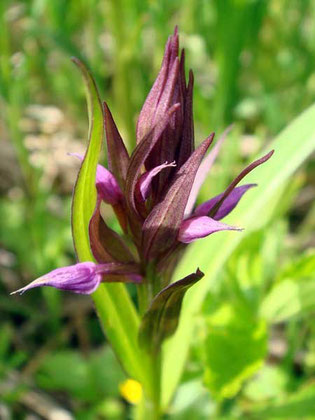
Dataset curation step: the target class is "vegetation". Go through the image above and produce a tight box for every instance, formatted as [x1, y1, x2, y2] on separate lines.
[1, 0, 315, 418]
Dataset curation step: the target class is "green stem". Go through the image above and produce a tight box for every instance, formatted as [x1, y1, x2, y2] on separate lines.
[93, 283, 161, 416]
[134, 351, 161, 420]
[135, 267, 163, 419]
[137, 283, 149, 316]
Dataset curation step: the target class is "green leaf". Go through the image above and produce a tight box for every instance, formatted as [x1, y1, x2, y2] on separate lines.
[261, 250, 315, 323]
[139, 270, 204, 353]
[70, 58, 148, 388]
[36, 348, 125, 402]
[261, 278, 315, 323]
[162, 103, 315, 408]
[277, 250, 315, 282]
[249, 383, 315, 419]
[243, 365, 288, 403]
[203, 303, 267, 399]
[36, 350, 93, 401]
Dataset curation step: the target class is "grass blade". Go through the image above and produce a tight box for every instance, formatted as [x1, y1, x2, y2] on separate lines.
[161, 103, 315, 408]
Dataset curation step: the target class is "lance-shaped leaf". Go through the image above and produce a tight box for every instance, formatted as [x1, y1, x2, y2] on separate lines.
[11, 262, 142, 295]
[178, 216, 242, 243]
[142, 133, 215, 261]
[70, 58, 148, 387]
[89, 195, 135, 264]
[125, 103, 180, 226]
[104, 102, 130, 190]
[194, 184, 256, 220]
[70, 58, 104, 254]
[139, 269, 204, 353]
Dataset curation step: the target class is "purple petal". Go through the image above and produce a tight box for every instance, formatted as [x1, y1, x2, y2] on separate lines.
[184, 125, 233, 217]
[137, 161, 176, 201]
[69, 153, 123, 205]
[95, 164, 123, 204]
[104, 102, 129, 189]
[11, 262, 142, 295]
[194, 184, 256, 220]
[178, 216, 242, 244]
[10, 262, 102, 295]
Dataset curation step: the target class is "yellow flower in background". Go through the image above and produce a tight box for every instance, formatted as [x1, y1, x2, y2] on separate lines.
[119, 379, 142, 404]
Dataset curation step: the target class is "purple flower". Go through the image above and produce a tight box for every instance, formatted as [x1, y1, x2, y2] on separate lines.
[12, 27, 273, 296]
[11, 262, 141, 295]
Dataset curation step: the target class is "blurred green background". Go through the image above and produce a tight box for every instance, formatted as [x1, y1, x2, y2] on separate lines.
[1, 0, 315, 418]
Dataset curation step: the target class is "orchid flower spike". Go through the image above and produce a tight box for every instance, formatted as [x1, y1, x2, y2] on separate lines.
[12, 27, 273, 297]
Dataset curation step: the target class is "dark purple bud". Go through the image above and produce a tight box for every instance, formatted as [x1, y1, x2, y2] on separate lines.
[194, 184, 256, 220]
[136, 27, 179, 143]
[178, 216, 242, 244]
[69, 153, 123, 205]
[11, 262, 142, 295]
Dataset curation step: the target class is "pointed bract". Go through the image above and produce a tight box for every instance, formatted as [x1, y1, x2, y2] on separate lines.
[138, 269, 204, 353]
[176, 69, 194, 168]
[104, 102, 130, 189]
[142, 133, 215, 260]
